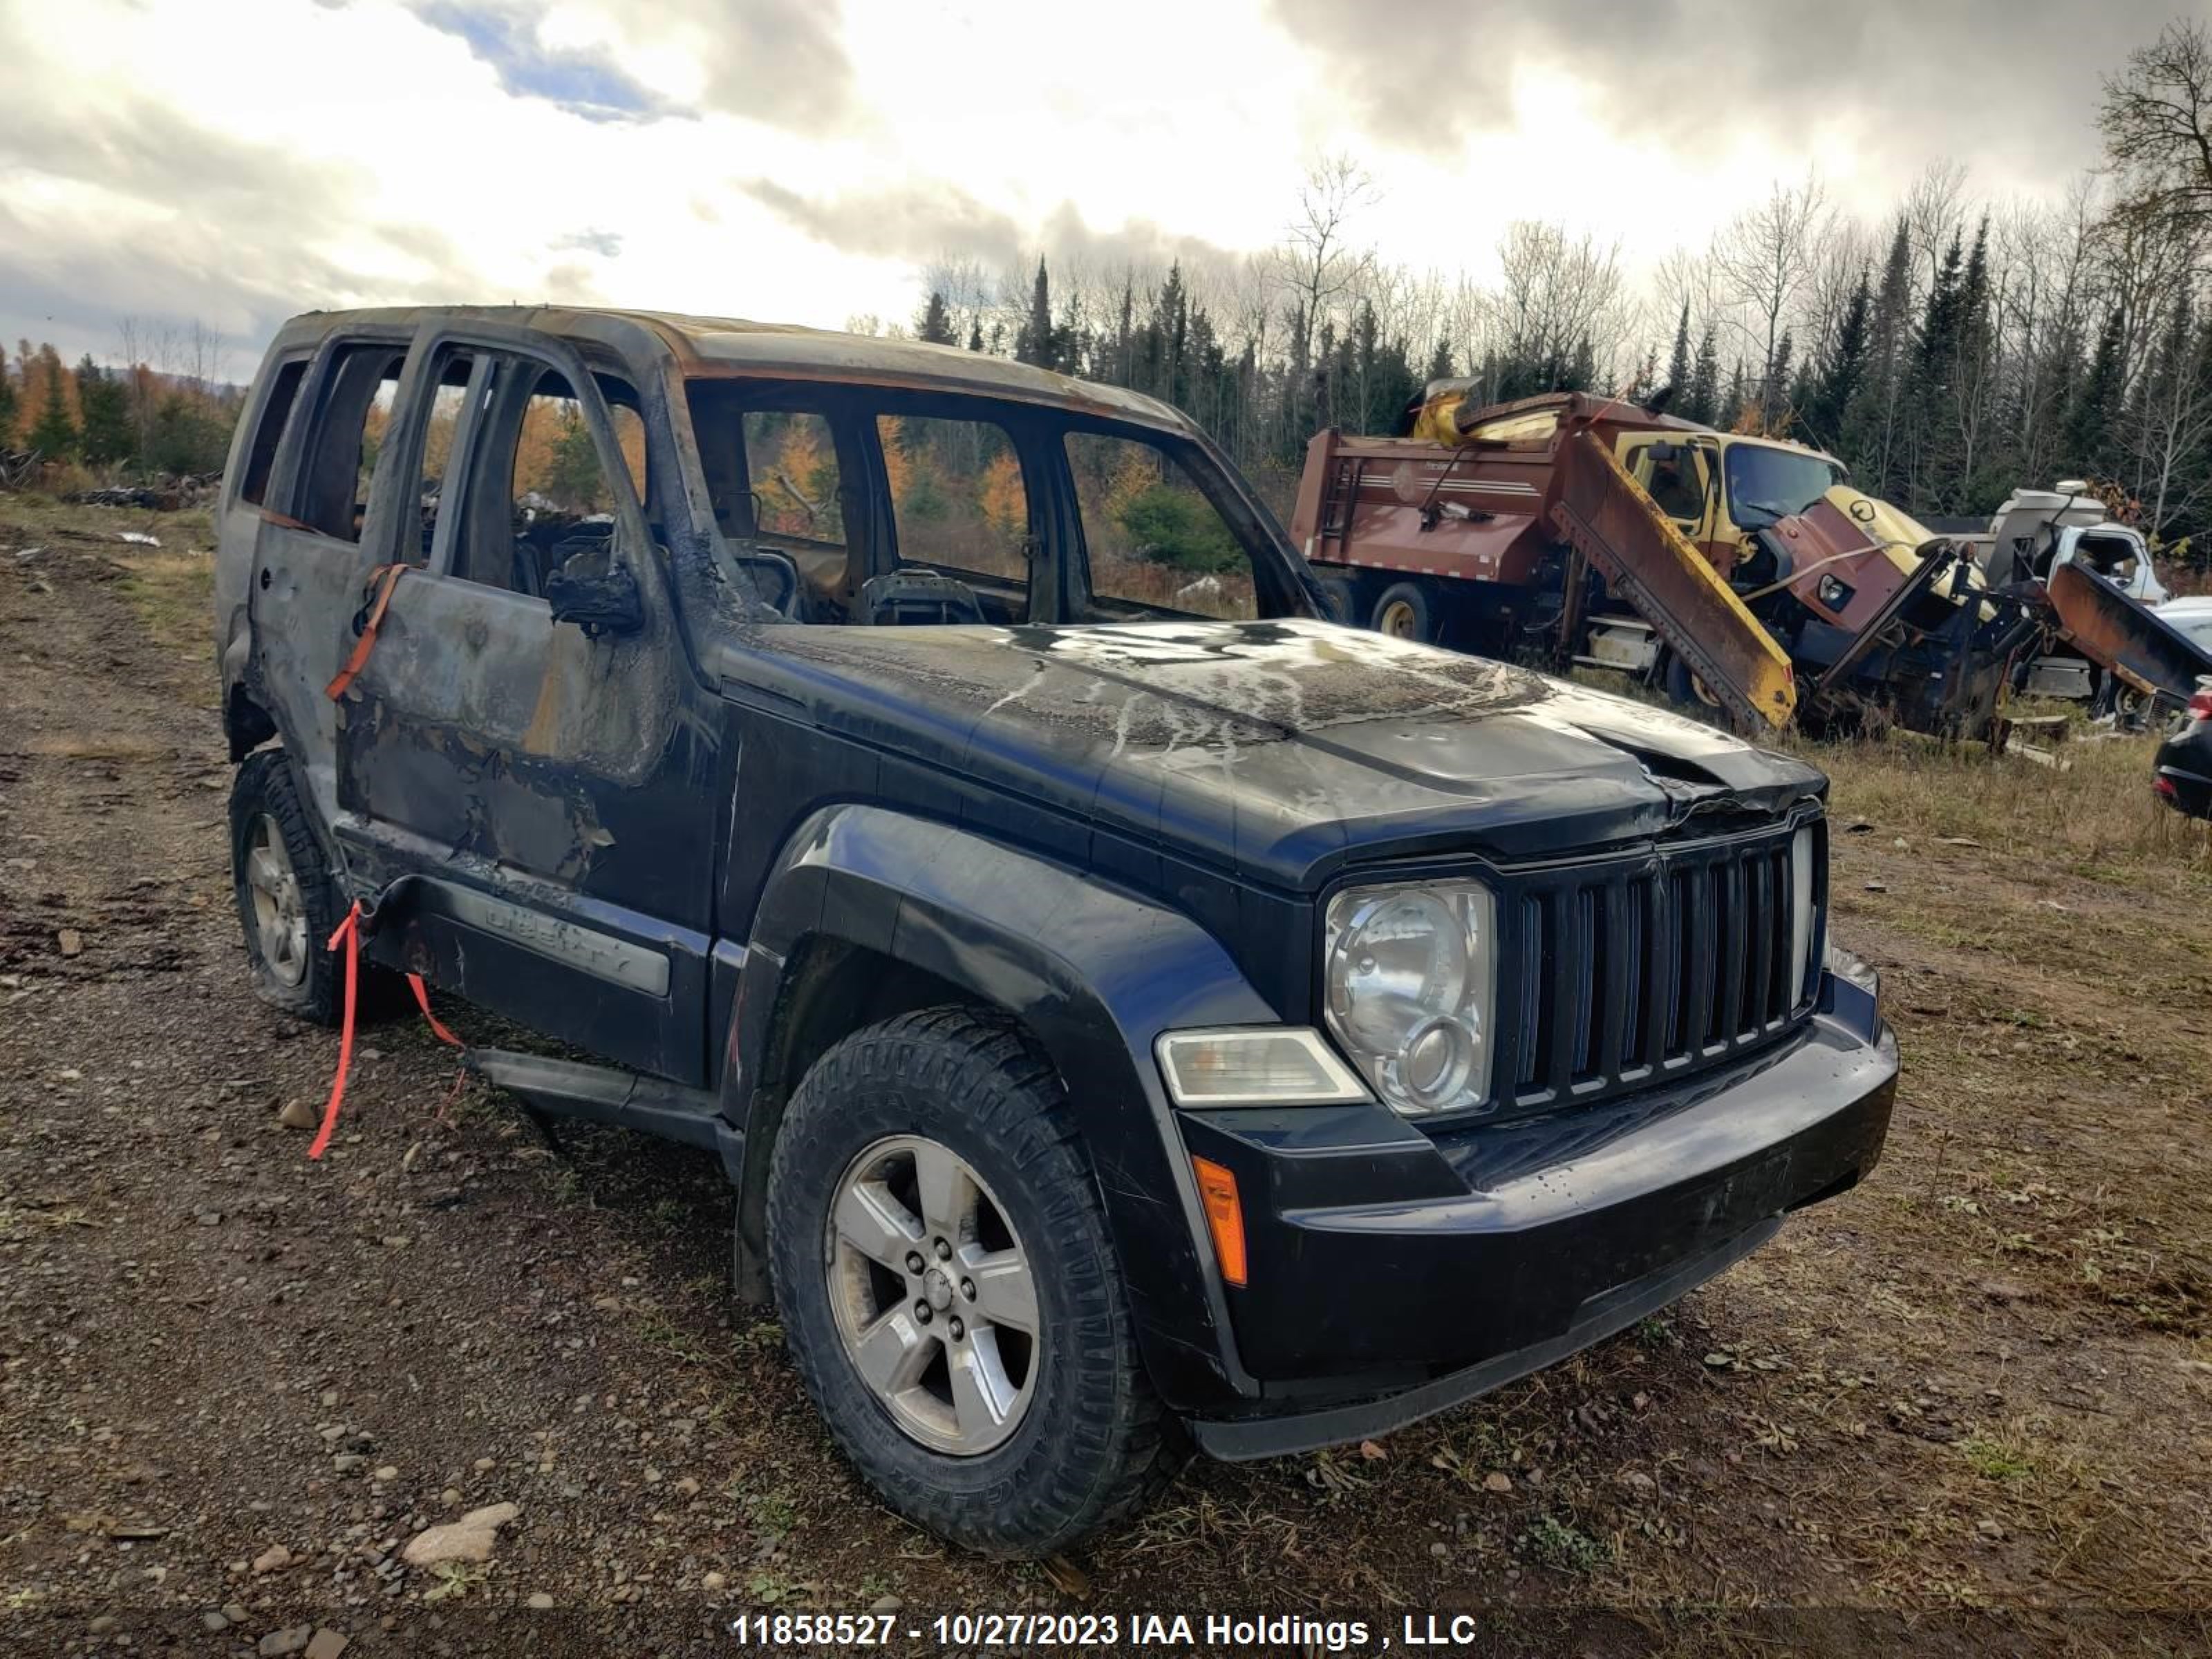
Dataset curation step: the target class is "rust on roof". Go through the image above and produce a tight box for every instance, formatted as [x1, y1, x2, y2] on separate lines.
[272, 304, 1192, 434]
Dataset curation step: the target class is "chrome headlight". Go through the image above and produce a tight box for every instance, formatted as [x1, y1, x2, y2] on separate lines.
[1323, 881, 1494, 1116]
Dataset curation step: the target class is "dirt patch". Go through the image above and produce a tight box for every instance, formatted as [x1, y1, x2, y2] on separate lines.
[2, 499, 2209, 1653]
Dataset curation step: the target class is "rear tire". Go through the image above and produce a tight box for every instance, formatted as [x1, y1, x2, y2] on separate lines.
[227, 750, 401, 1024]
[1371, 581, 1437, 644]
[229, 751, 346, 1024]
[766, 1006, 1179, 1557]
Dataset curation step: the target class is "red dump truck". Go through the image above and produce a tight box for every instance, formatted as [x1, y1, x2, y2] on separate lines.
[1288, 386, 2038, 740]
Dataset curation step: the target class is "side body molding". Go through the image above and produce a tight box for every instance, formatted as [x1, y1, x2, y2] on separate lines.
[722, 805, 1280, 1409]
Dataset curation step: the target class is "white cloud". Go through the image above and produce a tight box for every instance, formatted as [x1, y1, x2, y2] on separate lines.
[0, 0, 2145, 373]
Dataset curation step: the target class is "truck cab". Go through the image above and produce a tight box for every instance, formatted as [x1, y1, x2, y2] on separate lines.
[1618, 430, 1845, 579]
[216, 308, 1897, 1558]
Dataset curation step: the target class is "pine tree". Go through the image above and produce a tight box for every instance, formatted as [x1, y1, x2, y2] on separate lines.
[1427, 337, 1454, 384]
[966, 319, 984, 353]
[1686, 326, 1721, 427]
[2065, 309, 2128, 482]
[915, 290, 955, 346]
[1803, 270, 1871, 453]
[76, 357, 133, 467]
[1149, 264, 1190, 409]
[1765, 330, 1795, 430]
[1902, 232, 1965, 507]
[1945, 217, 1997, 508]
[1665, 301, 1693, 403]
[1014, 259, 1055, 369]
[1723, 359, 1749, 429]
[1566, 335, 1597, 393]
[542, 404, 604, 510]
[0, 359, 17, 449]
[1114, 279, 1136, 386]
[1847, 217, 1915, 496]
[26, 349, 76, 460]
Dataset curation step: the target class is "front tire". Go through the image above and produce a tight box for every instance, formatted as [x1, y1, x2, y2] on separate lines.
[766, 1007, 1177, 1556]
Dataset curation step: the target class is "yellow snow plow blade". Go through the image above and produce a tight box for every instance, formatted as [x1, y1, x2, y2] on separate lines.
[1550, 433, 1797, 733]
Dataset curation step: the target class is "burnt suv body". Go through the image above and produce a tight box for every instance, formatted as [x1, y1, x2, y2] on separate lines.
[214, 307, 1897, 1555]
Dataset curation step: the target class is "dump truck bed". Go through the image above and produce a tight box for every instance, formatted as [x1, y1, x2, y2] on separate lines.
[1288, 402, 1794, 733]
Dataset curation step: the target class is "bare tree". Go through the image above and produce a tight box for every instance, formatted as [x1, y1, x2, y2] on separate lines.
[2101, 18, 2212, 236]
[1494, 221, 1631, 388]
[1267, 153, 1380, 356]
[1904, 160, 1971, 292]
[1709, 172, 1829, 417]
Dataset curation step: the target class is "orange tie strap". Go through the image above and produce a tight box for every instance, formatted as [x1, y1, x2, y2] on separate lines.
[308, 901, 364, 1160]
[324, 564, 410, 701]
[406, 972, 464, 1049]
[308, 890, 469, 1160]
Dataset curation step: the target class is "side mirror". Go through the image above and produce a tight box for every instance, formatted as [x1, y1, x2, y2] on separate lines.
[1645, 440, 1680, 465]
[545, 540, 645, 639]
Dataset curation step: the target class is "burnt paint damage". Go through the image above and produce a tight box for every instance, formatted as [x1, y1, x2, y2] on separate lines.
[716, 618, 1824, 888]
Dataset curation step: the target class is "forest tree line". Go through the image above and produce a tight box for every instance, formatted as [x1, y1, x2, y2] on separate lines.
[889, 20, 2212, 566]
[0, 326, 241, 480]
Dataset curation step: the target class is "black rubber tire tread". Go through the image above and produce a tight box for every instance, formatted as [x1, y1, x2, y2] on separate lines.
[229, 750, 346, 1024]
[1371, 579, 1437, 643]
[1313, 572, 1360, 627]
[1660, 649, 1729, 729]
[227, 750, 403, 1025]
[766, 1004, 1181, 1557]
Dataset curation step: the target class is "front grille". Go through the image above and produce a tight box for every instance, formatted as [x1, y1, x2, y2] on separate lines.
[1492, 818, 1824, 1115]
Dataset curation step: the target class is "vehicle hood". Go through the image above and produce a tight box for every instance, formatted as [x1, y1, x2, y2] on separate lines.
[714, 619, 1826, 886]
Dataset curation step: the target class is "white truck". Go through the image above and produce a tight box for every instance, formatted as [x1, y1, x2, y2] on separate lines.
[1977, 482, 2168, 701]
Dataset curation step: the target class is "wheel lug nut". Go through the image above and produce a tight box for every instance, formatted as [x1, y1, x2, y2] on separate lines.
[948, 1317, 964, 1341]
[934, 1239, 952, 1261]
[914, 1302, 932, 1324]
[905, 1251, 924, 1274]
[959, 1278, 975, 1300]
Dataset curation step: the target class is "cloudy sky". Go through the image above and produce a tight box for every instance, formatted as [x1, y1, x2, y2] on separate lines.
[0, 0, 2181, 379]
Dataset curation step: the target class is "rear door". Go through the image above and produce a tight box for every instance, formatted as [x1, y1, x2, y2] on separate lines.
[330, 324, 724, 1082]
[245, 327, 415, 831]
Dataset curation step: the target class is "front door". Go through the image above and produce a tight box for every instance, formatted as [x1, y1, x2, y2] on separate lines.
[329, 325, 722, 1082]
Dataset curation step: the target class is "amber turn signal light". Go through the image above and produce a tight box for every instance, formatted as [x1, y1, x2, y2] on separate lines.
[1190, 1156, 1248, 1288]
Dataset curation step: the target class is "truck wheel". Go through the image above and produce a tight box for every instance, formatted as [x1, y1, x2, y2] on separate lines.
[1662, 650, 1726, 724]
[229, 751, 348, 1024]
[766, 1006, 1177, 1556]
[1371, 581, 1436, 643]
[1313, 573, 1359, 626]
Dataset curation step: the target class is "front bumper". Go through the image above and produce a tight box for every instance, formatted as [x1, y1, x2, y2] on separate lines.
[1177, 973, 1897, 1459]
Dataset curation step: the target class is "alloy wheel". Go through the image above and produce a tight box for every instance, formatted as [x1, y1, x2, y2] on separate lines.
[243, 814, 309, 988]
[825, 1134, 1040, 1455]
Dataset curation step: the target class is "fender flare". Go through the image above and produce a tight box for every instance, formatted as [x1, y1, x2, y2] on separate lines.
[722, 804, 1278, 1409]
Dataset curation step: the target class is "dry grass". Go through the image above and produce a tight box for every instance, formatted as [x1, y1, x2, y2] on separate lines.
[1, 491, 217, 708]
[113, 550, 215, 684]
[1801, 724, 2212, 877]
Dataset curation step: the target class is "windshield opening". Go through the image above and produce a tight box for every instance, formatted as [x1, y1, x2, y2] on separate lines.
[1723, 444, 1846, 525]
[680, 377, 1313, 628]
